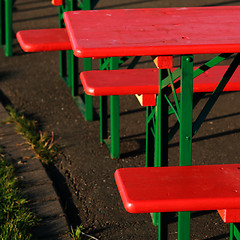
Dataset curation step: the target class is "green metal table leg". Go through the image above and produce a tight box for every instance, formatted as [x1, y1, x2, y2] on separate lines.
[59, 50, 67, 81]
[99, 57, 120, 158]
[109, 57, 120, 158]
[232, 223, 240, 240]
[0, 0, 12, 56]
[82, 0, 91, 10]
[5, 0, 12, 57]
[83, 58, 93, 121]
[155, 69, 169, 238]
[110, 95, 120, 158]
[178, 55, 193, 240]
[67, 50, 74, 89]
[58, 6, 68, 82]
[100, 96, 108, 144]
[145, 106, 155, 167]
[58, 0, 95, 121]
[230, 223, 234, 240]
[0, 0, 3, 47]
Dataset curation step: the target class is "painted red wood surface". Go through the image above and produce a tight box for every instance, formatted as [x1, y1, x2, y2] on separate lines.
[16, 29, 72, 52]
[217, 209, 240, 223]
[80, 66, 240, 96]
[51, 0, 62, 6]
[115, 164, 240, 214]
[64, 6, 240, 58]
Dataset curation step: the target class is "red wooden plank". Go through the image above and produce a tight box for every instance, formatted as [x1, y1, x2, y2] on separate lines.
[51, 0, 62, 6]
[115, 164, 240, 213]
[217, 209, 240, 223]
[64, 7, 240, 58]
[80, 66, 240, 96]
[16, 29, 72, 52]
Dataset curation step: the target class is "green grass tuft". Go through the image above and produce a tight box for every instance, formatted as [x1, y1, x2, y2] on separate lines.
[0, 155, 36, 239]
[6, 106, 61, 165]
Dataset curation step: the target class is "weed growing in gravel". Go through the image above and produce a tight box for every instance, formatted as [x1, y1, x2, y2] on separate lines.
[71, 225, 83, 240]
[70, 225, 99, 240]
[0, 152, 36, 239]
[6, 106, 61, 165]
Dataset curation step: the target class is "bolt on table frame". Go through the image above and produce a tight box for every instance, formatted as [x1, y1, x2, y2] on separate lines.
[0, 0, 12, 57]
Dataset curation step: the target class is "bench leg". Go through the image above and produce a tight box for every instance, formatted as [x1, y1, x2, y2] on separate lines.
[59, 50, 68, 81]
[83, 58, 93, 121]
[60, 49, 94, 122]
[4, 0, 12, 57]
[231, 223, 240, 240]
[145, 106, 155, 167]
[57, 2, 94, 122]
[0, 0, 4, 47]
[0, 0, 12, 56]
[99, 57, 120, 158]
[110, 95, 120, 158]
[178, 55, 193, 240]
[153, 69, 169, 236]
[100, 96, 108, 144]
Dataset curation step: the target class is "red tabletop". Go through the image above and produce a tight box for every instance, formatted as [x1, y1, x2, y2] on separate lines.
[63, 6, 240, 58]
[115, 164, 240, 214]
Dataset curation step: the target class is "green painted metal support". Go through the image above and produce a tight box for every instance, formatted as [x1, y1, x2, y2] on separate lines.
[100, 96, 108, 144]
[230, 223, 234, 240]
[154, 69, 169, 238]
[145, 106, 155, 167]
[67, 50, 74, 89]
[178, 55, 193, 240]
[232, 223, 240, 240]
[84, 58, 93, 121]
[0, 0, 12, 57]
[57, 0, 95, 121]
[109, 57, 120, 158]
[0, 0, 4, 47]
[193, 53, 240, 136]
[99, 57, 120, 158]
[110, 95, 120, 158]
[5, 0, 12, 56]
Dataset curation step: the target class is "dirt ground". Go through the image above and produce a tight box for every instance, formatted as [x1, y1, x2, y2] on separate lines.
[1, 0, 240, 239]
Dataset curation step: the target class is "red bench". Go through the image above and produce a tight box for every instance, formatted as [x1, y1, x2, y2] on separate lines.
[16, 29, 71, 52]
[51, 0, 63, 6]
[115, 164, 240, 223]
[80, 66, 240, 106]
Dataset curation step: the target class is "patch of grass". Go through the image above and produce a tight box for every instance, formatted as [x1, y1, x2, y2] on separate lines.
[0, 153, 36, 239]
[6, 106, 61, 165]
[71, 225, 83, 240]
[71, 225, 99, 240]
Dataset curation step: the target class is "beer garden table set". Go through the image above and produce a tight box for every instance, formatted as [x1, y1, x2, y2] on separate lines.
[62, 6, 240, 240]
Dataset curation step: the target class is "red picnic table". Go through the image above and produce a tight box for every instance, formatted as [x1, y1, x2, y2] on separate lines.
[63, 6, 240, 240]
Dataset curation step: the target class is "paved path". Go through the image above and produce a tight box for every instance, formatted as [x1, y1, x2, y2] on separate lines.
[0, 103, 71, 240]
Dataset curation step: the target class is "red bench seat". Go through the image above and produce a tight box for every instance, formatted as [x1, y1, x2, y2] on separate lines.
[115, 164, 240, 223]
[80, 66, 240, 96]
[16, 28, 72, 52]
[51, 0, 63, 6]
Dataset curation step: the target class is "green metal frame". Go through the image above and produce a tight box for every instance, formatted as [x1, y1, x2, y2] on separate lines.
[0, 0, 12, 57]
[231, 223, 240, 240]
[58, 1, 141, 158]
[57, 0, 98, 121]
[99, 57, 120, 159]
[145, 53, 240, 239]
[98, 56, 141, 158]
